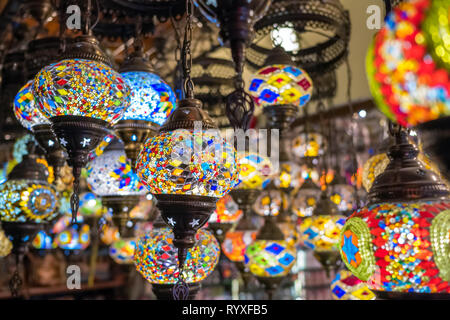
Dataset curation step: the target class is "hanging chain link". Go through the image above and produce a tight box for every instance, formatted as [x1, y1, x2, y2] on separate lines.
[170, 9, 185, 101]
[182, 0, 195, 98]
[172, 260, 189, 300]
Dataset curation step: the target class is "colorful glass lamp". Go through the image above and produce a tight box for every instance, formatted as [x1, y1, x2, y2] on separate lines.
[207, 194, 243, 244]
[134, 224, 220, 300]
[115, 45, 176, 168]
[109, 237, 137, 265]
[33, 35, 131, 223]
[339, 124, 450, 299]
[292, 178, 322, 218]
[331, 269, 375, 300]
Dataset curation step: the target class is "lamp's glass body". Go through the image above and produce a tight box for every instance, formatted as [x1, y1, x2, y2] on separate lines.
[340, 201, 450, 294]
[87, 149, 146, 197]
[134, 227, 220, 284]
[136, 129, 239, 197]
[129, 194, 154, 220]
[362, 154, 390, 192]
[368, 0, 450, 127]
[78, 192, 104, 218]
[55, 223, 90, 250]
[331, 270, 375, 300]
[120, 71, 176, 125]
[245, 240, 297, 277]
[88, 134, 115, 162]
[32, 230, 57, 249]
[34, 59, 130, 124]
[330, 184, 355, 213]
[222, 230, 257, 262]
[109, 238, 137, 264]
[100, 224, 120, 245]
[235, 152, 273, 190]
[253, 190, 289, 217]
[274, 161, 301, 190]
[248, 65, 313, 109]
[209, 194, 242, 223]
[299, 215, 346, 251]
[0, 180, 58, 223]
[292, 182, 322, 218]
[14, 80, 50, 130]
[292, 133, 325, 159]
[13, 135, 35, 165]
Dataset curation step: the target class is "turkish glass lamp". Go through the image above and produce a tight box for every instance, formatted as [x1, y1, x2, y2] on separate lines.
[14, 80, 67, 179]
[136, 97, 239, 274]
[299, 189, 346, 276]
[331, 269, 375, 300]
[109, 237, 137, 265]
[33, 35, 131, 223]
[55, 223, 91, 252]
[134, 226, 220, 300]
[248, 47, 313, 130]
[292, 132, 326, 159]
[339, 125, 450, 299]
[32, 230, 57, 250]
[207, 194, 243, 244]
[78, 192, 104, 219]
[244, 215, 297, 299]
[115, 49, 176, 168]
[253, 189, 289, 217]
[292, 178, 322, 218]
[328, 171, 356, 215]
[235, 151, 274, 190]
[100, 223, 120, 246]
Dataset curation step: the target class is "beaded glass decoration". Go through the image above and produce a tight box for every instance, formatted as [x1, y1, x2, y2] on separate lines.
[299, 215, 346, 251]
[55, 223, 90, 251]
[14, 80, 50, 130]
[292, 182, 322, 218]
[120, 71, 176, 125]
[109, 238, 137, 264]
[32, 230, 57, 250]
[292, 133, 325, 159]
[253, 190, 289, 217]
[340, 202, 450, 293]
[33, 59, 130, 124]
[0, 180, 58, 223]
[136, 129, 239, 197]
[273, 161, 302, 190]
[222, 230, 257, 262]
[330, 184, 355, 213]
[248, 64, 313, 109]
[134, 227, 220, 284]
[368, 0, 450, 126]
[244, 240, 297, 277]
[0, 229, 13, 257]
[13, 135, 35, 165]
[331, 270, 375, 300]
[235, 152, 274, 190]
[87, 150, 146, 197]
[209, 194, 242, 224]
[78, 192, 104, 218]
[362, 154, 390, 192]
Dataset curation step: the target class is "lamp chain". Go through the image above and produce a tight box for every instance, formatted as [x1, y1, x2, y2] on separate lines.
[182, 0, 195, 99]
[172, 257, 189, 300]
[9, 255, 23, 298]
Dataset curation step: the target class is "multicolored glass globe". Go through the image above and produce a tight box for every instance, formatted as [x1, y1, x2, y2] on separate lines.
[329, 182, 355, 214]
[33, 59, 130, 124]
[244, 240, 297, 277]
[109, 237, 137, 264]
[100, 224, 120, 245]
[273, 161, 302, 191]
[120, 71, 176, 126]
[253, 190, 289, 217]
[248, 65, 313, 109]
[340, 202, 450, 294]
[292, 132, 325, 159]
[128, 194, 155, 220]
[136, 129, 239, 197]
[222, 230, 257, 262]
[55, 223, 90, 251]
[134, 227, 220, 284]
[331, 270, 375, 300]
[32, 230, 57, 250]
[78, 192, 104, 218]
[13, 135, 35, 165]
[209, 194, 242, 223]
[299, 215, 346, 251]
[14, 80, 50, 131]
[87, 149, 146, 197]
[235, 152, 274, 190]
[367, 0, 450, 127]
[292, 180, 322, 218]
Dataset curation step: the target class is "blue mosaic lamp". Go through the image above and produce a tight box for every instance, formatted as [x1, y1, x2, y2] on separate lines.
[115, 48, 176, 168]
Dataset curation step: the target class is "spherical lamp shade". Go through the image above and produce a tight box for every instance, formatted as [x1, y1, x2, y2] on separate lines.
[0, 229, 13, 257]
[299, 215, 346, 252]
[109, 237, 137, 264]
[244, 240, 296, 278]
[331, 270, 375, 300]
[292, 180, 322, 218]
[55, 223, 90, 251]
[120, 72, 176, 125]
[209, 194, 242, 224]
[134, 227, 220, 284]
[100, 224, 120, 245]
[248, 65, 313, 109]
[32, 230, 57, 250]
[235, 152, 274, 190]
[329, 182, 355, 214]
[253, 190, 289, 217]
[273, 161, 302, 191]
[78, 192, 104, 218]
[14, 80, 50, 131]
[368, 0, 450, 127]
[292, 132, 325, 159]
[87, 149, 146, 197]
[222, 230, 257, 262]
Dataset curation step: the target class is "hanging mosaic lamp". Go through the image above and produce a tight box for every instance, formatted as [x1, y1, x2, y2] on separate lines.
[299, 189, 346, 276]
[115, 45, 177, 168]
[0, 142, 59, 296]
[328, 170, 356, 216]
[87, 137, 146, 235]
[292, 131, 326, 160]
[207, 194, 243, 244]
[109, 237, 137, 265]
[244, 215, 297, 299]
[339, 124, 450, 299]
[331, 269, 375, 300]
[366, 0, 450, 181]
[253, 189, 289, 218]
[134, 224, 220, 300]
[33, 34, 131, 223]
[248, 46, 313, 130]
[292, 178, 322, 218]
[55, 222, 91, 252]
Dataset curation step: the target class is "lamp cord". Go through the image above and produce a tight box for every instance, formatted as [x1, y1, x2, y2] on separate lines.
[182, 0, 195, 99]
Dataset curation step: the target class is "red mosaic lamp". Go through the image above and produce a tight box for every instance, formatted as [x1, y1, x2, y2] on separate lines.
[339, 123, 450, 299]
